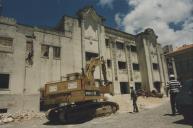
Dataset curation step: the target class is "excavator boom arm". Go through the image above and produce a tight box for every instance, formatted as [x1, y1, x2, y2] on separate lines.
[85, 56, 108, 84]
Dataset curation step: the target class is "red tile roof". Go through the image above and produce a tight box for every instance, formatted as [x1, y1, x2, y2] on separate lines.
[175, 44, 193, 52]
[167, 43, 193, 56]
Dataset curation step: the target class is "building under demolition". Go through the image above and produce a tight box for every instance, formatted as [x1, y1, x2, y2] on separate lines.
[0, 6, 168, 113]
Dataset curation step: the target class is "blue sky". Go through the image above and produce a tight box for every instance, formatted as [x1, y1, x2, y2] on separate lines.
[1, 0, 193, 46]
[1, 0, 130, 29]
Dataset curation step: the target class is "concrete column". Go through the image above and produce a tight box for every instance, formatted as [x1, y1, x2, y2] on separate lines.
[128, 45, 134, 83]
[160, 54, 169, 96]
[58, 36, 62, 80]
[81, 19, 85, 69]
[148, 43, 155, 91]
[143, 39, 152, 92]
[156, 46, 164, 93]
[97, 25, 102, 80]
[124, 43, 132, 93]
[109, 38, 115, 94]
[110, 37, 120, 94]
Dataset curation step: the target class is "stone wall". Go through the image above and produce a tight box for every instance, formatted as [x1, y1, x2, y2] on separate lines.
[0, 94, 40, 113]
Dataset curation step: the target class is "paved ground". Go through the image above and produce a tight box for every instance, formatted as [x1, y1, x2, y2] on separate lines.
[1, 101, 192, 128]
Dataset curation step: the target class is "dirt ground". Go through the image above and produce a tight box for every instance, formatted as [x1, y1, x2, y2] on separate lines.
[0, 94, 169, 126]
[2, 100, 191, 128]
[108, 94, 169, 113]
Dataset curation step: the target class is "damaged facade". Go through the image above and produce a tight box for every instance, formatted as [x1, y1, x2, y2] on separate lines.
[0, 6, 168, 113]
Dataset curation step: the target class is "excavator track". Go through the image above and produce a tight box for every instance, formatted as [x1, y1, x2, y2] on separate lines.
[46, 101, 119, 123]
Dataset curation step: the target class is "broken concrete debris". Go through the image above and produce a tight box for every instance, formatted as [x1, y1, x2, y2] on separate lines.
[0, 111, 44, 125]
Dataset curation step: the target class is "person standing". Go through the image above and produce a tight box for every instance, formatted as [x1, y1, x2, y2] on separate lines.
[130, 87, 139, 113]
[167, 74, 181, 115]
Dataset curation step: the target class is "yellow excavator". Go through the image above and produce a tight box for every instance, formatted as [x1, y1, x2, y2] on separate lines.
[40, 56, 119, 123]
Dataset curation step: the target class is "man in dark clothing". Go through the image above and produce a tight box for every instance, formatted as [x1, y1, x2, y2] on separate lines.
[167, 74, 181, 115]
[131, 87, 139, 112]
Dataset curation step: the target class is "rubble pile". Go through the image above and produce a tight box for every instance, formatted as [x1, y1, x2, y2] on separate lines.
[0, 111, 44, 125]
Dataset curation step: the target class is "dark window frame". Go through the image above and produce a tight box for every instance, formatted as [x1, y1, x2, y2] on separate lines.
[53, 46, 61, 59]
[0, 74, 10, 89]
[131, 45, 137, 52]
[153, 63, 159, 70]
[26, 41, 34, 65]
[0, 108, 8, 113]
[105, 39, 110, 48]
[133, 63, 140, 71]
[135, 82, 142, 91]
[85, 52, 98, 61]
[41, 44, 49, 58]
[120, 82, 129, 94]
[126, 45, 130, 50]
[107, 59, 112, 68]
[116, 41, 124, 50]
[154, 81, 161, 93]
[0, 37, 13, 53]
[118, 61, 127, 70]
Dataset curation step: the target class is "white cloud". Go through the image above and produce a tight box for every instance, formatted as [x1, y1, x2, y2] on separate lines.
[115, 13, 124, 27]
[116, 0, 193, 46]
[115, 13, 121, 25]
[98, 0, 115, 9]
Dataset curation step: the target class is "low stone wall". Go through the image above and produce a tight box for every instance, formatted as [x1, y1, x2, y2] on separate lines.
[0, 94, 40, 113]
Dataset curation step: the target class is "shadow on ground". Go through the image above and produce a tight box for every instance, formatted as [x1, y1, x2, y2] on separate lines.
[163, 113, 181, 116]
[43, 117, 94, 125]
[173, 119, 193, 126]
[163, 113, 193, 126]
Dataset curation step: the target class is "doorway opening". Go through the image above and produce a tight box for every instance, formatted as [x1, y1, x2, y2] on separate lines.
[154, 81, 161, 93]
[120, 82, 129, 94]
